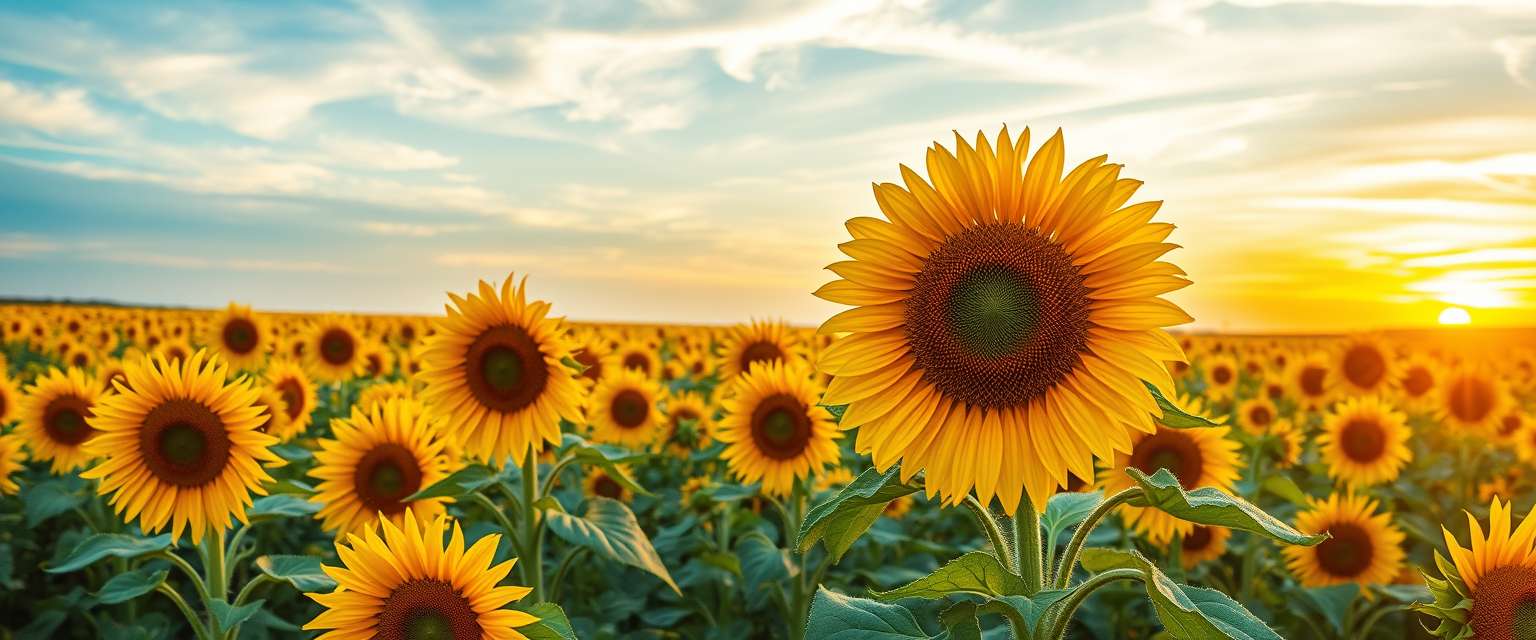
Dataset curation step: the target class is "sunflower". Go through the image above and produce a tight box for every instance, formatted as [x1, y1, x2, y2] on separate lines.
[57, 341, 96, 371]
[154, 337, 193, 367]
[1317, 396, 1412, 488]
[814, 127, 1191, 512]
[304, 315, 366, 383]
[1492, 409, 1529, 447]
[1285, 351, 1335, 411]
[309, 398, 454, 536]
[718, 319, 802, 379]
[1438, 366, 1510, 434]
[1176, 525, 1230, 569]
[250, 384, 295, 442]
[17, 367, 103, 473]
[0, 372, 18, 425]
[589, 368, 665, 449]
[718, 361, 840, 497]
[1204, 355, 1239, 402]
[1096, 423, 1241, 545]
[419, 275, 584, 464]
[81, 351, 282, 543]
[1235, 397, 1278, 435]
[203, 303, 271, 370]
[1269, 419, 1304, 469]
[1335, 335, 1397, 396]
[96, 359, 129, 395]
[582, 466, 633, 502]
[663, 390, 714, 447]
[884, 495, 915, 519]
[1418, 498, 1536, 640]
[265, 359, 318, 438]
[569, 330, 617, 387]
[1282, 492, 1405, 588]
[304, 509, 538, 640]
[614, 339, 659, 378]
[357, 381, 417, 414]
[1395, 353, 1439, 411]
[0, 434, 24, 495]
[359, 340, 395, 378]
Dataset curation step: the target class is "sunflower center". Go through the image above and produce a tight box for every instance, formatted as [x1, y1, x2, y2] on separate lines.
[573, 350, 602, 382]
[43, 396, 95, 445]
[904, 224, 1091, 410]
[1402, 367, 1433, 397]
[610, 389, 650, 429]
[592, 475, 624, 499]
[1470, 565, 1536, 640]
[750, 393, 812, 460]
[671, 408, 702, 431]
[739, 340, 786, 375]
[320, 329, 355, 366]
[1448, 376, 1496, 423]
[1300, 366, 1327, 396]
[1182, 526, 1213, 552]
[1248, 405, 1273, 428]
[276, 379, 305, 421]
[464, 325, 549, 413]
[622, 353, 651, 376]
[377, 579, 481, 640]
[1500, 414, 1522, 438]
[1315, 522, 1374, 578]
[222, 319, 258, 354]
[367, 354, 386, 377]
[1265, 383, 1283, 400]
[140, 399, 231, 487]
[354, 443, 423, 515]
[1342, 345, 1386, 389]
[1211, 366, 1233, 385]
[1129, 430, 1204, 488]
[1339, 419, 1386, 463]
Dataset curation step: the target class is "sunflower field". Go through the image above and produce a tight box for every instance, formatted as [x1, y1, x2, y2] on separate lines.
[0, 128, 1533, 640]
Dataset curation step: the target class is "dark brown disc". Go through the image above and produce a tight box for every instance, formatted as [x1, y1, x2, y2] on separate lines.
[138, 399, 231, 487]
[376, 579, 482, 640]
[353, 443, 423, 515]
[749, 393, 812, 460]
[1448, 375, 1496, 424]
[276, 378, 306, 421]
[1338, 418, 1387, 463]
[738, 341, 785, 375]
[462, 325, 549, 413]
[1470, 565, 1536, 640]
[1129, 429, 1204, 488]
[318, 328, 356, 366]
[1342, 344, 1387, 389]
[1299, 365, 1327, 397]
[43, 395, 95, 445]
[1401, 366, 1433, 397]
[222, 318, 259, 355]
[1314, 521, 1374, 579]
[609, 389, 650, 429]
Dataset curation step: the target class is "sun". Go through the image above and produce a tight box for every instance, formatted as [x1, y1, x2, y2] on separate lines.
[1437, 306, 1471, 325]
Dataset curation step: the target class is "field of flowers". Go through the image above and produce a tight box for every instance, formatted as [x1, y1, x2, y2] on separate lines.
[0, 129, 1533, 640]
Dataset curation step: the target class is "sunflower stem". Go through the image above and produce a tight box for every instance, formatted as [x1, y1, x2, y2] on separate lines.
[1053, 487, 1142, 590]
[786, 480, 809, 640]
[520, 448, 545, 603]
[962, 495, 1013, 569]
[202, 532, 229, 636]
[1042, 568, 1143, 640]
[1017, 495, 1043, 595]
[156, 582, 214, 640]
[155, 549, 212, 608]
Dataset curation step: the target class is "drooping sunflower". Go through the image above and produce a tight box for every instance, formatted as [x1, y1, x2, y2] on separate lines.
[419, 275, 584, 464]
[815, 127, 1191, 512]
[1419, 497, 1536, 640]
[309, 398, 454, 536]
[202, 303, 271, 370]
[1438, 366, 1511, 434]
[1204, 355, 1239, 402]
[718, 319, 802, 379]
[1096, 422, 1242, 545]
[0, 434, 24, 495]
[1235, 397, 1278, 435]
[718, 361, 840, 497]
[264, 359, 318, 438]
[1282, 492, 1405, 588]
[588, 368, 665, 449]
[1317, 396, 1412, 488]
[1285, 351, 1335, 411]
[18, 367, 103, 473]
[1176, 525, 1231, 569]
[1395, 352, 1439, 411]
[304, 509, 538, 640]
[81, 351, 282, 543]
[1334, 335, 1398, 396]
[303, 315, 366, 383]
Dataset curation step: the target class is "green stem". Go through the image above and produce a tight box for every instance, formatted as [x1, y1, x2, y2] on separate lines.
[539, 455, 578, 500]
[156, 583, 214, 640]
[1053, 488, 1142, 590]
[786, 481, 808, 640]
[1043, 568, 1143, 640]
[521, 449, 545, 603]
[233, 574, 275, 608]
[1353, 603, 1396, 640]
[471, 492, 519, 547]
[1017, 495, 1043, 595]
[962, 495, 1013, 568]
[547, 547, 590, 603]
[155, 550, 212, 607]
[205, 532, 228, 601]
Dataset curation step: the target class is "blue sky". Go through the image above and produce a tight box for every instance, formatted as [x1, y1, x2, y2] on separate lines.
[2, 0, 1535, 330]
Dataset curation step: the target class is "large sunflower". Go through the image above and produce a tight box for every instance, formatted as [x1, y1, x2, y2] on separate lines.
[1438, 366, 1510, 434]
[203, 303, 271, 370]
[1096, 420, 1241, 545]
[815, 127, 1190, 512]
[304, 509, 538, 640]
[1282, 492, 1405, 588]
[18, 367, 103, 473]
[264, 359, 318, 439]
[419, 275, 584, 464]
[588, 368, 664, 449]
[1317, 396, 1412, 488]
[81, 351, 282, 543]
[304, 315, 366, 383]
[1334, 335, 1397, 396]
[0, 434, 24, 495]
[718, 319, 802, 379]
[1421, 497, 1536, 640]
[718, 361, 840, 497]
[309, 398, 454, 536]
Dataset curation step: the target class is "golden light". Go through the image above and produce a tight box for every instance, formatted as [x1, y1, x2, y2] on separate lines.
[1437, 306, 1471, 325]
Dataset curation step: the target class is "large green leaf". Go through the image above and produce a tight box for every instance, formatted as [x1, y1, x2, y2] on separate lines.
[256, 554, 337, 592]
[937, 602, 983, 640]
[1042, 491, 1103, 542]
[94, 566, 166, 604]
[1127, 469, 1325, 546]
[24, 479, 84, 527]
[1144, 381, 1221, 428]
[705, 482, 759, 502]
[737, 532, 795, 593]
[873, 552, 1027, 600]
[517, 603, 578, 640]
[978, 591, 1072, 639]
[805, 587, 931, 639]
[797, 466, 920, 562]
[47, 534, 174, 573]
[1091, 549, 1282, 640]
[209, 599, 264, 631]
[248, 494, 322, 519]
[403, 463, 499, 501]
[543, 497, 679, 594]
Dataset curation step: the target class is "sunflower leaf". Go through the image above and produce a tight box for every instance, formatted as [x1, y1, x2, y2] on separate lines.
[517, 602, 578, 640]
[872, 551, 1028, 600]
[46, 533, 174, 574]
[94, 566, 166, 604]
[255, 554, 337, 592]
[263, 478, 316, 496]
[209, 599, 265, 632]
[402, 463, 499, 502]
[1126, 468, 1326, 546]
[736, 531, 796, 593]
[248, 494, 321, 519]
[1107, 549, 1283, 640]
[1143, 381, 1221, 428]
[976, 591, 1073, 639]
[805, 587, 931, 639]
[23, 479, 84, 527]
[543, 497, 680, 595]
[797, 466, 921, 562]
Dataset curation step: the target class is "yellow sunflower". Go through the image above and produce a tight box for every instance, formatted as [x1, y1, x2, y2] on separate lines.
[815, 126, 1191, 513]
[1492, 408, 1529, 447]
[1282, 492, 1404, 588]
[154, 337, 194, 367]
[1438, 366, 1510, 434]
[1235, 397, 1278, 435]
[1096, 423, 1242, 545]
[614, 338, 659, 379]
[357, 381, 417, 414]
[582, 466, 633, 502]
[18, 367, 103, 473]
[0, 434, 24, 495]
[1204, 355, 1239, 403]
[81, 351, 282, 543]
[250, 384, 294, 442]
[815, 467, 857, 493]
[718, 319, 803, 379]
[96, 359, 129, 395]
[265, 359, 318, 438]
[718, 361, 840, 497]
[1317, 396, 1412, 488]
[1285, 351, 1335, 411]
[1269, 419, 1304, 469]
[884, 495, 915, 519]
[1420, 497, 1536, 640]
[569, 330, 617, 387]
[1176, 525, 1230, 569]
[309, 398, 454, 536]
[1334, 335, 1398, 396]
[588, 368, 665, 449]
[303, 315, 366, 383]
[419, 275, 584, 464]
[304, 509, 538, 640]
[1395, 353, 1439, 411]
[358, 340, 395, 379]
[203, 303, 271, 370]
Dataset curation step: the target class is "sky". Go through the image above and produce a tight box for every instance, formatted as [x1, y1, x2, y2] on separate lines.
[1, 0, 1535, 332]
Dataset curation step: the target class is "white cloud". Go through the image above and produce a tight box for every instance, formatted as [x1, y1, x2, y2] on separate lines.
[0, 232, 60, 257]
[1494, 37, 1536, 87]
[0, 79, 120, 135]
[360, 221, 477, 237]
[318, 136, 459, 171]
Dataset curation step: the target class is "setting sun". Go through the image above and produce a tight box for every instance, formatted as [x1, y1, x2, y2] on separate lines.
[1438, 306, 1472, 325]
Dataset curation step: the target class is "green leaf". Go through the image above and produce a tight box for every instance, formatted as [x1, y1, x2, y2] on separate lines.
[706, 482, 759, 502]
[1297, 584, 1358, 635]
[1077, 547, 1141, 573]
[797, 466, 920, 562]
[263, 478, 316, 496]
[737, 532, 795, 592]
[209, 599, 264, 631]
[1260, 475, 1308, 506]
[1126, 468, 1325, 546]
[560, 355, 590, 374]
[977, 591, 1072, 639]
[938, 602, 982, 640]
[256, 554, 337, 592]
[403, 464, 498, 501]
[269, 443, 313, 462]
[543, 497, 680, 594]
[24, 479, 84, 526]
[517, 602, 578, 640]
[248, 494, 322, 519]
[1144, 381, 1220, 428]
[561, 434, 651, 496]
[873, 552, 1027, 600]
[805, 587, 931, 639]
[47, 534, 174, 573]
[1042, 490, 1103, 541]
[95, 567, 166, 604]
[1101, 549, 1282, 640]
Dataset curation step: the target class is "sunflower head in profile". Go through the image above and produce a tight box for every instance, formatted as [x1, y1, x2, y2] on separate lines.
[304, 509, 538, 640]
[1438, 366, 1511, 434]
[18, 366, 103, 473]
[589, 368, 664, 449]
[718, 361, 840, 497]
[1269, 419, 1305, 469]
[1335, 335, 1398, 396]
[1236, 397, 1278, 435]
[582, 466, 634, 502]
[815, 127, 1192, 513]
[309, 398, 454, 536]
[357, 381, 417, 414]
[249, 384, 297, 444]
[1203, 355, 1239, 402]
[419, 275, 584, 464]
[1317, 396, 1412, 488]
[303, 315, 366, 383]
[0, 434, 25, 495]
[1417, 497, 1536, 640]
[614, 338, 659, 379]
[1282, 492, 1405, 588]
[1395, 352, 1439, 410]
[718, 319, 803, 379]
[203, 303, 271, 370]
[1285, 351, 1335, 411]
[81, 350, 282, 543]
[1176, 525, 1231, 569]
[1096, 422, 1241, 545]
[264, 358, 317, 438]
